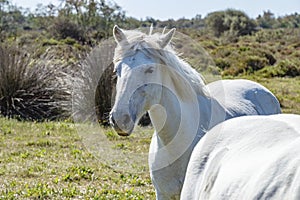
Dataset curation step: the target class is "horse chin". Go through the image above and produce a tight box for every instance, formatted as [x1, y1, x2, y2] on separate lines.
[117, 131, 132, 137]
[112, 123, 134, 137]
[115, 127, 134, 136]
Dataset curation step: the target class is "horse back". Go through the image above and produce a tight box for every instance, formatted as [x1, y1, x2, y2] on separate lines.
[207, 79, 281, 118]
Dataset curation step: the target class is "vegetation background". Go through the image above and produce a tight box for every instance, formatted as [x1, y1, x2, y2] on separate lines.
[0, 0, 299, 198]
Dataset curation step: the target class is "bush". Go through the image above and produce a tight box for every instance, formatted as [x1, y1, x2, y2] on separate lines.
[205, 9, 256, 37]
[0, 44, 71, 121]
[245, 56, 269, 71]
[62, 37, 77, 45]
[42, 38, 60, 46]
[50, 17, 85, 42]
[275, 60, 300, 77]
[215, 58, 231, 70]
[95, 63, 116, 126]
[258, 59, 300, 78]
[72, 40, 116, 123]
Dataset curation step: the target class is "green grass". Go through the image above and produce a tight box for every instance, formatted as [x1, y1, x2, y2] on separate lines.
[258, 77, 300, 114]
[0, 119, 155, 199]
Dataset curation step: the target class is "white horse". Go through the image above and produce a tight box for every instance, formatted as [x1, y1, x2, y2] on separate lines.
[109, 25, 281, 199]
[181, 114, 300, 200]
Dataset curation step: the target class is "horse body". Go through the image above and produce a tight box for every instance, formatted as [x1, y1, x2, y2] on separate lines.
[109, 26, 281, 199]
[181, 114, 300, 200]
[148, 79, 281, 199]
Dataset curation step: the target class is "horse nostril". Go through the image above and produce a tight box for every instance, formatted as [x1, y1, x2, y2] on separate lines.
[123, 114, 130, 124]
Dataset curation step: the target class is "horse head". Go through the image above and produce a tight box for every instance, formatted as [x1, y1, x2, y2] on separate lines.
[109, 25, 176, 136]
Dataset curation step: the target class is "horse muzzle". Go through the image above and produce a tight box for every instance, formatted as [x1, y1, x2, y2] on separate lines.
[109, 112, 134, 136]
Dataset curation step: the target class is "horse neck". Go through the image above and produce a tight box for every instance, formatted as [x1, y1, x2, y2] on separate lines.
[149, 88, 212, 147]
[148, 88, 214, 173]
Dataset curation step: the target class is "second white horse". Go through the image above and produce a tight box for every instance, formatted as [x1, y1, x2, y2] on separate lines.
[182, 114, 300, 200]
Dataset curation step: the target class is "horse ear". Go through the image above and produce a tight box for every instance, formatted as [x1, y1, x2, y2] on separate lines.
[113, 25, 127, 44]
[159, 28, 176, 48]
[148, 23, 153, 35]
[162, 27, 166, 34]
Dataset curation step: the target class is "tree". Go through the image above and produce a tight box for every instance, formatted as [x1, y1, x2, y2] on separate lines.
[256, 10, 276, 28]
[0, 0, 25, 40]
[205, 9, 256, 37]
[275, 13, 300, 28]
[52, 0, 125, 42]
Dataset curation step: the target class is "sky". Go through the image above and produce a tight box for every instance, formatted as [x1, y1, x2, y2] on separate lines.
[11, 0, 300, 20]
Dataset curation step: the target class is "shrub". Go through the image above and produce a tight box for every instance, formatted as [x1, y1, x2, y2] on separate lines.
[276, 60, 300, 77]
[245, 56, 269, 72]
[215, 58, 231, 70]
[205, 9, 256, 37]
[42, 38, 60, 46]
[62, 37, 77, 45]
[0, 44, 71, 121]
[72, 40, 116, 123]
[50, 17, 85, 42]
[17, 32, 40, 46]
[258, 59, 300, 78]
[95, 63, 116, 126]
[219, 30, 239, 44]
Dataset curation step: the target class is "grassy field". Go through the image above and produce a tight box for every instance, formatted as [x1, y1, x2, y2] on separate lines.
[0, 119, 155, 199]
[0, 77, 299, 199]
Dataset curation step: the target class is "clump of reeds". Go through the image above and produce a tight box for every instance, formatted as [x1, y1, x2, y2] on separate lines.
[0, 44, 71, 121]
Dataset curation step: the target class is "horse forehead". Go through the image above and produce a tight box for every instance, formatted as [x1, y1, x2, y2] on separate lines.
[120, 50, 158, 68]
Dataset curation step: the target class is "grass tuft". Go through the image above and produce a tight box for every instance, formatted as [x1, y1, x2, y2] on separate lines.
[0, 44, 71, 121]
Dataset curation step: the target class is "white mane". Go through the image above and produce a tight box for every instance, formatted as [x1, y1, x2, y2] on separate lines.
[113, 29, 209, 97]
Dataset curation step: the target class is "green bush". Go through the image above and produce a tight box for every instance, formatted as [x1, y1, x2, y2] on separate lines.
[62, 37, 77, 45]
[50, 17, 85, 42]
[245, 56, 269, 71]
[258, 59, 300, 78]
[42, 38, 60, 46]
[210, 41, 278, 76]
[205, 9, 256, 37]
[215, 58, 231, 70]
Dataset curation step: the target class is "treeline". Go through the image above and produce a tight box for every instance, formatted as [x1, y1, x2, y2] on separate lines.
[1, 0, 300, 44]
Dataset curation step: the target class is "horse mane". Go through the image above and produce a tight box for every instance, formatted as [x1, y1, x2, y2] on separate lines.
[113, 29, 209, 97]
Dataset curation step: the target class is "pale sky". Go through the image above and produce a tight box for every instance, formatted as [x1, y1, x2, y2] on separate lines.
[11, 0, 300, 20]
